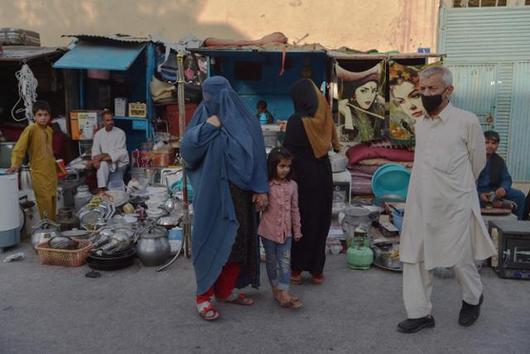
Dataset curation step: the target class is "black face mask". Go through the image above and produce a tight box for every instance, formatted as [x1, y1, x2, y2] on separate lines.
[421, 93, 444, 114]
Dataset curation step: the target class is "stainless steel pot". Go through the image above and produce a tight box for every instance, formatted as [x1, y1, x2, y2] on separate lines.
[136, 225, 170, 266]
[156, 213, 181, 229]
[56, 207, 80, 231]
[339, 206, 371, 238]
[31, 218, 61, 249]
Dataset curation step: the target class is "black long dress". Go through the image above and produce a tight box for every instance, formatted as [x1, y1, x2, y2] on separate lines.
[228, 183, 260, 289]
[284, 115, 333, 275]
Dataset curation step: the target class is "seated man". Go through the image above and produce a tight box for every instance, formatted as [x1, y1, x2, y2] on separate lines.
[477, 130, 525, 219]
[90, 109, 129, 192]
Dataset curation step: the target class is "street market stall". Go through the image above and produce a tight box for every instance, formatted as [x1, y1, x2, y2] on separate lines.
[53, 34, 157, 152]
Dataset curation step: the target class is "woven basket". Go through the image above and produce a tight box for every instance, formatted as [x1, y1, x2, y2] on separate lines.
[36, 240, 92, 267]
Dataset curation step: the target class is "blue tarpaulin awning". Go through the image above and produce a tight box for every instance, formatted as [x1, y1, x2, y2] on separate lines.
[53, 41, 145, 71]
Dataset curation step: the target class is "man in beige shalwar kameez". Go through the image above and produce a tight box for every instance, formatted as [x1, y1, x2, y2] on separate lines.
[397, 66, 496, 333]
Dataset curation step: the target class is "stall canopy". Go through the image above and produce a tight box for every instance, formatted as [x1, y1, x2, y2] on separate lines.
[0, 46, 64, 62]
[53, 41, 145, 71]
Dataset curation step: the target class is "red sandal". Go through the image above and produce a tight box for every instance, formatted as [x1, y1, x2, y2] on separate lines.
[311, 273, 324, 285]
[290, 271, 302, 285]
[197, 301, 220, 321]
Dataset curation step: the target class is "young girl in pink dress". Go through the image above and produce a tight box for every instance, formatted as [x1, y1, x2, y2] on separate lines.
[258, 147, 303, 308]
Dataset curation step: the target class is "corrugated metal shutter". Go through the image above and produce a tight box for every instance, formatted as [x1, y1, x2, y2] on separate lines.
[445, 63, 511, 158]
[446, 64, 497, 128]
[494, 64, 513, 160]
[439, 7, 530, 63]
[439, 6, 530, 180]
[507, 62, 530, 181]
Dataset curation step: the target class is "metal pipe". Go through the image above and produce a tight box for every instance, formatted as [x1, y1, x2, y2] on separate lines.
[176, 52, 192, 259]
[156, 51, 192, 272]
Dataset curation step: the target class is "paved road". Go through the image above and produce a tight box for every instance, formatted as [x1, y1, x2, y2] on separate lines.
[1, 242, 529, 354]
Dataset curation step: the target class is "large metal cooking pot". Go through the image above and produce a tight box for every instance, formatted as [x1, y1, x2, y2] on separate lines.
[136, 225, 170, 266]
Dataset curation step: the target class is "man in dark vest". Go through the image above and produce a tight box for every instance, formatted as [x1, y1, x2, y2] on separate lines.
[477, 130, 526, 219]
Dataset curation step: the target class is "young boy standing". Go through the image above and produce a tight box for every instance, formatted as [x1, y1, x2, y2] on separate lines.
[8, 101, 58, 220]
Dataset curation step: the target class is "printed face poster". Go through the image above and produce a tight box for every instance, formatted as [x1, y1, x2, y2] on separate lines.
[388, 62, 425, 145]
[336, 62, 385, 143]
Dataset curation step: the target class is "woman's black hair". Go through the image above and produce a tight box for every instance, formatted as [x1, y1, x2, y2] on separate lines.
[267, 147, 294, 181]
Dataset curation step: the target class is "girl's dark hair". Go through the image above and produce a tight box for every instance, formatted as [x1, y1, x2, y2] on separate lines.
[267, 147, 294, 181]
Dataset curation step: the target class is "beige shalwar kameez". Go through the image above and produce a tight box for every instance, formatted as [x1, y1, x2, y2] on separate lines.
[400, 103, 496, 319]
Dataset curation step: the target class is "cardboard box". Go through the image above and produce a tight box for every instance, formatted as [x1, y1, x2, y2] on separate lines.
[69, 111, 101, 140]
[128, 102, 147, 118]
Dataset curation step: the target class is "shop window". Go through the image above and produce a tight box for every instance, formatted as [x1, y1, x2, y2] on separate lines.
[456, 0, 507, 6]
[234, 61, 262, 81]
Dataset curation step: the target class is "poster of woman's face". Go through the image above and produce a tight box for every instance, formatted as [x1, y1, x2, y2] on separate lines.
[337, 62, 385, 143]
[389, 62, 425, 143]
[354, 81, 379, 110]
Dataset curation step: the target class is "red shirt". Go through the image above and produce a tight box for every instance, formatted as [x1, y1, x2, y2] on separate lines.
[258, 179, 302, 243]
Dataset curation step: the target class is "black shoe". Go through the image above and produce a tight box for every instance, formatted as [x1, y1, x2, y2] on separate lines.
[458, 294, 484, 327]
[397, 315, 435, 333]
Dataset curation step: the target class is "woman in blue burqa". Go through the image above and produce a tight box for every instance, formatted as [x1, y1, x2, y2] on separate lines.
[181, 76, 269, 321]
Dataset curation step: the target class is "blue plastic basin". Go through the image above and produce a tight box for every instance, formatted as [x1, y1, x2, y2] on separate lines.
[371, 163, 411, 200]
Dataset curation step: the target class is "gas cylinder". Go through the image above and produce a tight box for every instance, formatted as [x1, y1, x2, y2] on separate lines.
[346, 227, 374, 270]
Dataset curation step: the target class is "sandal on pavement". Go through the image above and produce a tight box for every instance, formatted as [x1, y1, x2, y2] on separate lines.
[219, 293, 254, 305]
[197, 301, 220, 321]
[290, 273, 302, 285]
[311, 274, 324, 285]
[276, 295, 303, 309]
[288, 296, 303, 309]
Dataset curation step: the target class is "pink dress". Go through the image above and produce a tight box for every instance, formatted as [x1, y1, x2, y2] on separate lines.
[258, 179, 302, 243]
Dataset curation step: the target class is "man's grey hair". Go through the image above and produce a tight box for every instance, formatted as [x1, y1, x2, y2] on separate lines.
[419, 66, 453, 87]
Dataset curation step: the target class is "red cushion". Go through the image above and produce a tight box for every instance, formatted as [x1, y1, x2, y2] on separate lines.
[346, 144, 414, 168]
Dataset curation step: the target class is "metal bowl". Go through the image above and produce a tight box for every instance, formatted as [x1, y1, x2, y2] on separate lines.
[157, 215, 181, 229]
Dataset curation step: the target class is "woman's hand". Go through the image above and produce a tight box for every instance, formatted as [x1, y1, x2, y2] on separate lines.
[252, 193, 268, 212]
[294, 234, 302, 242]
[206, 115, 221, 128]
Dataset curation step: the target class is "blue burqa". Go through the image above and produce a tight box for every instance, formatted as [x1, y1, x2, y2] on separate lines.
[180, 76, 269, 295]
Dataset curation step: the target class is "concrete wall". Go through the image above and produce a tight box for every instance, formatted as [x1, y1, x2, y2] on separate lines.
[0, 0, 439, 52]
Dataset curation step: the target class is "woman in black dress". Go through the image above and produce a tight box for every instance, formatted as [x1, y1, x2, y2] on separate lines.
[284, 79, 341, 284]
